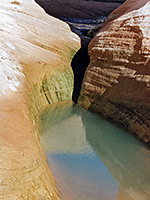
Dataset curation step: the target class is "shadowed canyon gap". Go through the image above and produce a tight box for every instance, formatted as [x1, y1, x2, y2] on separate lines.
[34, 0, 125, 102]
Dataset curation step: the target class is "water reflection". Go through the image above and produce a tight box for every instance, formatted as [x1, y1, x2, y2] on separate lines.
[39, 100, 150, 200]
[81, 108, 150, 200]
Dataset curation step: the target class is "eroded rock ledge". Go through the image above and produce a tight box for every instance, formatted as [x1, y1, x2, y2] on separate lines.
[78, 0, 150, 144]
[0, 0, 79, 199]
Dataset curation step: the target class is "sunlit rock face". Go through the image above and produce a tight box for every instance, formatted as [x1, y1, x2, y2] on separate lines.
[78, 0, 150, 144]
[1, 0, 79, 115]
[0, 0, 79, 199]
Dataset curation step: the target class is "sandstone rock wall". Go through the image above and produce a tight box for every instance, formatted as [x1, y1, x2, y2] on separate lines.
[0, 0, 79, 199]
[78, 0, 150, 144]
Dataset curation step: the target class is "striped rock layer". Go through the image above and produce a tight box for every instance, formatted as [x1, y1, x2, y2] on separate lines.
[79, 0, 150, 144]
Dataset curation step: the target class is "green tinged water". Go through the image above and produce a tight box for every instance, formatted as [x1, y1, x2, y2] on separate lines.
[39, 100, 150, 200]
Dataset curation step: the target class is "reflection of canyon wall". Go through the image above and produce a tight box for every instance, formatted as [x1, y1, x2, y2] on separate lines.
[0, 0, 79, 199]
[39, 100, 91, 154]
[81, 108, 150, 200]
[117, 186, 134, 200]
[79, 0, 150, 144]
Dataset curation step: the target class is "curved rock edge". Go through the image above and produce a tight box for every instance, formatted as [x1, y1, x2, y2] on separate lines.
[0, 0, 80, 199]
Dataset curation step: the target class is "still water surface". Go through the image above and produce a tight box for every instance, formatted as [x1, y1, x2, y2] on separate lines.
[39, 100, 150, 200]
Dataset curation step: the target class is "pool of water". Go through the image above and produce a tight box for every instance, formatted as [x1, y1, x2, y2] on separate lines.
[39, 100, 150, 200]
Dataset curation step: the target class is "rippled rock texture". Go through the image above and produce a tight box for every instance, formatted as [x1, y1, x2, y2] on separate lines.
[0, 0, 79, 199]
[78, 0, 150, 144]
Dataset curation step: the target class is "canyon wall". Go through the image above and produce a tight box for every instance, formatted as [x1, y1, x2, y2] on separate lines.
[78, 0, 150, 144]
[34, 0, 127, 104]
[0, 0, 79, 199]
[35, 0, 122, 19]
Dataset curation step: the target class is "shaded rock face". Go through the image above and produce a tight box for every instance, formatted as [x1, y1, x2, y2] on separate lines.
[78, 0, 150, 144]
[35, 0, 123, 38]
[34, 0, 126, 39]
[35, 0, 122, 19]
[86, 0, 125, 2]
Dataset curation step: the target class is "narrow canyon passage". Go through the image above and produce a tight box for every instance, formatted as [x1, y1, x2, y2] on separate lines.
[3, 0, 149, 199]
[39, 100, 150, 200]
[34, 0, 124, 103]
[32, 1, 150, 200]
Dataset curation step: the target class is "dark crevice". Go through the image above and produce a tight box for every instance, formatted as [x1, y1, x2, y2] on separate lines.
[34, 0, 124, 103]
[71, 36, 91, 103]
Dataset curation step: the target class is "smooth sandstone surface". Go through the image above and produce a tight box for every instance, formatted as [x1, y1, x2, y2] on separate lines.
[0, 0, 79, 199]
[79, 0, 150, 144]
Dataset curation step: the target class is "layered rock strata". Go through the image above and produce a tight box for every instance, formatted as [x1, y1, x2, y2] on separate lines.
[78, 0, 150, 144]
[0, 0, 79, 199]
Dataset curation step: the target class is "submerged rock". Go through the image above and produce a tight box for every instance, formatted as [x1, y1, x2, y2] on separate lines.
[78, 0, 150, 144]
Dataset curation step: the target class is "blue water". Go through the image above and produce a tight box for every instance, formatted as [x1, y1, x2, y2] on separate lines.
[39, 100, 150, 200]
